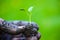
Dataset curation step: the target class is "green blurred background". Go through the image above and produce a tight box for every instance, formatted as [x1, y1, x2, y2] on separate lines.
[0, 0, 60, 40]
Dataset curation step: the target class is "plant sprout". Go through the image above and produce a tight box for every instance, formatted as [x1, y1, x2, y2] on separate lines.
[27, 6, 34, 24]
